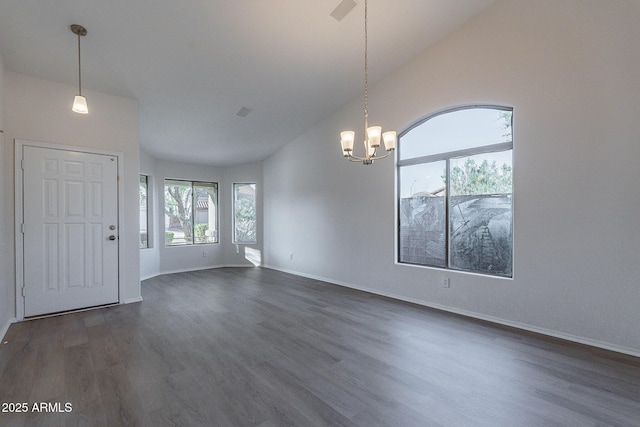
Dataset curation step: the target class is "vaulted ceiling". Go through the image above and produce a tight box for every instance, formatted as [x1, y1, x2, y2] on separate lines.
[0, 0, 497, 166]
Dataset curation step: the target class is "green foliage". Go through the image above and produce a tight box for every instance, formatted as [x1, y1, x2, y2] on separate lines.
[194, 223, 209, 242]
[165, 231, 174, 244]
[139, 182, 147, 205]
[500, 111, 513, 140]
[446, 159, 512, 196]
[234, 197, 256, 243]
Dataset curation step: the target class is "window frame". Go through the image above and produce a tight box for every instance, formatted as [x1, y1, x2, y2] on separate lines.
[163, 178, 219, 247]
[397, 105, 513, 278]
[232, 182, 257, 244]
[139, 174, 149, 249]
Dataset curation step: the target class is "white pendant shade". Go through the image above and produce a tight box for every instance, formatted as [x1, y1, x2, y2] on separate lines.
[367, 126, 382, 148]
[382, 131, 397, 151]
[340, 131, 355, 155]
[72, 95, 89, 114]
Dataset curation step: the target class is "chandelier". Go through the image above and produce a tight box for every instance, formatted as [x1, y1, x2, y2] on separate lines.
[339, 0, 396, 165]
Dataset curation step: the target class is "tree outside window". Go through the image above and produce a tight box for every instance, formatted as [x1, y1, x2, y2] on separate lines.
[139, 175, 149, 249]
[233, 183, 257, 244]
[164, 179, 218, 246]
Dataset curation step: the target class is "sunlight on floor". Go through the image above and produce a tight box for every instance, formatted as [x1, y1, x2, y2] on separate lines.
[245, 247, 262, 266]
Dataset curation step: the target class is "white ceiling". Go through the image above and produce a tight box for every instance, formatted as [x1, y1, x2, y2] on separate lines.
[0, 0, 497, 166]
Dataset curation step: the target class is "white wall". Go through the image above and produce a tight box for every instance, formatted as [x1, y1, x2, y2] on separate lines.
[263, 0, 640, 355]
[0, 50, 12, 338]
[140, 149, 160, 280]
[139, 155, 263, 278]
[2, 71, 141, 318]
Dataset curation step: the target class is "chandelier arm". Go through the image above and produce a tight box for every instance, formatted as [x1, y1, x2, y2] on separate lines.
[346, 153, 366, 162]
[346, 152, 393, 163]
[368, 150, 395, 161]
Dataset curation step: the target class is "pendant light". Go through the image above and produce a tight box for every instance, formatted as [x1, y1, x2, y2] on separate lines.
[70, 24, 88, 114]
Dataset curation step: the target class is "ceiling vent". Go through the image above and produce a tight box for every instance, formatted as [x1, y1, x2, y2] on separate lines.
[330, 0, 357, 22]
[236, 107, 252, 118]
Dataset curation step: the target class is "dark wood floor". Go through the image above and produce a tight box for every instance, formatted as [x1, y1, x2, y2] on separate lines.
[1, 268, 639, 426]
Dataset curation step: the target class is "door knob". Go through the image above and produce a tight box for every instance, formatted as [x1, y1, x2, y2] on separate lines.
[108, 235, 116, 241]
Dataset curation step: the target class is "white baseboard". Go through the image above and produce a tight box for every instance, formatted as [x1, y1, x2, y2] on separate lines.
[0, 317, 18, 341]
[124, 296, 143, 304]
[141, 264, 258, 282]
[263, 264, 640, 358]
[222, 264, 259, 268]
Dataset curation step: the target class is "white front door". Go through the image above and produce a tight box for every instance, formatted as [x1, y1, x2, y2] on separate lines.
[22, 146, 119, 317]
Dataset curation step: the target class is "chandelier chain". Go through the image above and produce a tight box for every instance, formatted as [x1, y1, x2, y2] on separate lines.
[364, 0, 369, 131]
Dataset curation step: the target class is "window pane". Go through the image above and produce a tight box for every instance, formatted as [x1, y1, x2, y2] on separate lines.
[139, 175, 148, 249]
[400, 108, 512, 160]
[449, 151, 512, 276]
[194, 182, 218, 244]
[164, 180, 193, 246]
[233, 183, 257, 244]
[398, 162, 446, 266]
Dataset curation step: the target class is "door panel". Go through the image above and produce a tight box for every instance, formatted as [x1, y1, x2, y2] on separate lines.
[23, 146, 119, 317]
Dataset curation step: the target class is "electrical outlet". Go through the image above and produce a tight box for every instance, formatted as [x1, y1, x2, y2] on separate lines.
[290, 253, 294, 261]
[202, 251, 208, 257]
[442, 277, 450, 288]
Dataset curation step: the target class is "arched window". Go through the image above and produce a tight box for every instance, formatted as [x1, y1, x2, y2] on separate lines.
[397, 106, 513, 277]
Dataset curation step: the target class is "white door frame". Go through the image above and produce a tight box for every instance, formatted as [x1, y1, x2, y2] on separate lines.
[14, 139, 125, 320]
